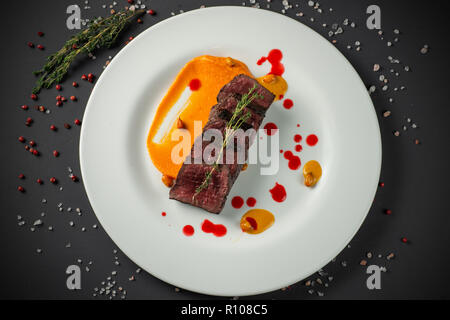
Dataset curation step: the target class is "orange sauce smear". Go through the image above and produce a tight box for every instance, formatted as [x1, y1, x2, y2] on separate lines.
[147, 55, 253, 179]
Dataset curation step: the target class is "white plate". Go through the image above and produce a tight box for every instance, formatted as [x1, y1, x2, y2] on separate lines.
[80, 6, 381, 296]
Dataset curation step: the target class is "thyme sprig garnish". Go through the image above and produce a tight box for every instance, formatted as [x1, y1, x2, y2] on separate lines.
[32, 8, 145, 93]
[194, 85, 262, 196]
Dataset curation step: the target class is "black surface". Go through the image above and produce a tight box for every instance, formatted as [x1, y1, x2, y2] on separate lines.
[0, 0, 449, 300]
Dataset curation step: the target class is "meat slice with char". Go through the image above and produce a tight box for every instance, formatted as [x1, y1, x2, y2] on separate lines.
[169, 74, 275, 214]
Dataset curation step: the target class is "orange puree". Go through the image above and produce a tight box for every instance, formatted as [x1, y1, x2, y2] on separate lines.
[147, 55, 253, 179]
[240, 209, 275, 234]
[257, 74, 287, 101]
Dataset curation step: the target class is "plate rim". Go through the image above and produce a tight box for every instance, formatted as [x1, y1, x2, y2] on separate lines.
[80, 6, 382, 296]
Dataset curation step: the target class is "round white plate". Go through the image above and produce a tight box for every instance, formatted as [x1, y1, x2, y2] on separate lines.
[80, 6, 381, 296]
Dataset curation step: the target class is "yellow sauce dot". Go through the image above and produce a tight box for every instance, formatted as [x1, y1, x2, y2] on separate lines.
[303, 160, 322, 187]
[240, 209, 275, 234]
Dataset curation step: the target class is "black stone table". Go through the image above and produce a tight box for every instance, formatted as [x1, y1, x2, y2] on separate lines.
[1, 0, 449, 299]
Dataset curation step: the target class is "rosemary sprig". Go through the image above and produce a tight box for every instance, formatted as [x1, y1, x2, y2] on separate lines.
[32, 8, 145, 93]
[194, 85, 261, 196]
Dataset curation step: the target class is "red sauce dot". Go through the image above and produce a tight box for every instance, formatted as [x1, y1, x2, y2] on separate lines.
[296, 124, 300, 127]
[246, 217, 258, 230]
[269, 182, 287, 202]
[288, 156, 301, 170]
[161, 212, 166, 217]
[264, 122, 278, 136]
[201, 219, 227, 237]
[257, 49, 285, 76]
[284, 150, 293, 160]
[183, 225, 194, 236]
[279, 94, 284, 100]
[306, 134, 318, 146]
[246, 197, 257, 207]
[231, 196, 244, 209]
[294, 134, 302, 143]
[188, 78, 201, 91]
[257, 57, 267, 65]
[283, 99, 293, 109]
[295, 144, 303, 152]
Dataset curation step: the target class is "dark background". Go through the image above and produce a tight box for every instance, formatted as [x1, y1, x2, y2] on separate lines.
[0, 0, 449, 300]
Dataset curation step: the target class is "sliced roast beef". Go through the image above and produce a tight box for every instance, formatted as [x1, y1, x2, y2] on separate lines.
[169, 74, 275, 214]
[217, 74, 275, 112]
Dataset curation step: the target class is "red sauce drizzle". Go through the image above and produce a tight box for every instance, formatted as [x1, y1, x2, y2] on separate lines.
[231, 196, 244, 209]
[284, 150, 301, 170]
[161, 211, 167, 217]
[182, 225, 194, 236]
[306, 134, 318, 146]
[295, 144, 303, 152]
[245, 217, 258, 230]
[246, 197, 257, 207]
[264, 122, 278, 136]
[201, 219, 227, 237]
[188, 78, 201, 91]
[294, 134, 302, 143]
[283, 99, 293, 109]
[269, 182, 287, 203]
[257, 49, 285, 76]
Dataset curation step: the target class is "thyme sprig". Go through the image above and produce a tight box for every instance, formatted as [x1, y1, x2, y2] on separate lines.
[32, 8, 145, 93]
[194, 85, 262, 196]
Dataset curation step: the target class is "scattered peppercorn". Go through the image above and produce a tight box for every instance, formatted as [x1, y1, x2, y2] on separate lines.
[50, 125, 57, 131]
[56, 101, 62, 107]
[74, 119, 81, 126]
[81, 74, 88, 80]
[18, 186, 25, 192]
[147, 9, 155, 15]
[72, 81, 78, 87]
[21, 105, 29, 110]
[37, 31, 44, 37]
[56, 84, 62, 91]
[32, 149, 39, 156]
[18, 174, 25, 179]
[37, 44, 44, 50]
[385, 209, 392, 215]
[70, 175, 79, 182]
[49, 177, 57, 184]
[18, 136, 25, 143]
[53, 150, 59, 157]
[137, 18, 143, 24]
[70, 95, 77, 101]
[37, 178, 43, 184]
[29, 140, 36, 146]
[28, 42, 34, 48]
[64, 123, 71, 129]
[379, 182, 385, 187]
[31, 94, 38, 100]
[401, 237, 408, 243]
